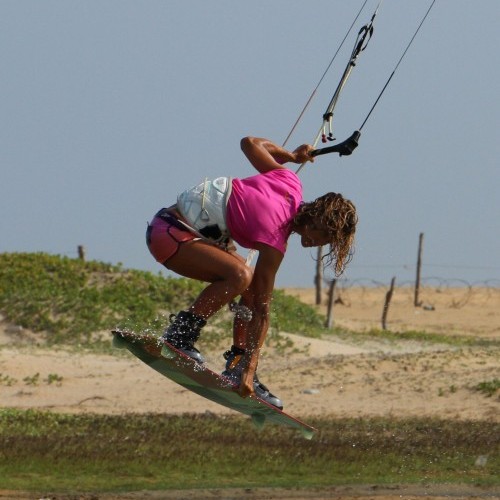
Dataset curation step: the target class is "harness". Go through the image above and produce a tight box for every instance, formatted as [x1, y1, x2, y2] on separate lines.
[176, 176, 233, 245]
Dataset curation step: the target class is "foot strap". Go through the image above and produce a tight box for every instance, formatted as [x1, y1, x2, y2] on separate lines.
[223, 345, 245, 360]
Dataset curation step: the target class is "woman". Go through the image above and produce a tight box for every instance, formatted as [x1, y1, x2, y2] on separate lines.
[146, 136, 357, 409]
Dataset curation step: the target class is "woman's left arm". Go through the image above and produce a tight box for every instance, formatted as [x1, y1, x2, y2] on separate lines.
[238, 243, 283, 398]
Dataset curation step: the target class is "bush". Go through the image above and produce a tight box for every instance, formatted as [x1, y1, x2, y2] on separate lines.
[0, 252, 327, 347]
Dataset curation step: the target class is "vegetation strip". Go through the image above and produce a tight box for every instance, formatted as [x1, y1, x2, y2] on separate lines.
[0, 252, 327, 349]
[0, 410, 498, 491]
[1, 252, 496, 352]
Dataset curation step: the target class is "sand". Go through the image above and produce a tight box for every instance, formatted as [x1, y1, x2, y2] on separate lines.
[0, 286, 498, 420]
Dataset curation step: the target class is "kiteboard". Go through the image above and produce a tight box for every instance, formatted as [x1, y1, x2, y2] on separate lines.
[111, 329, 315, 439]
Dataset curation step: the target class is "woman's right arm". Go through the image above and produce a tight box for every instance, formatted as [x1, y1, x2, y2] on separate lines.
[240, 136, 314, 174]
[237, 243, 283, 398]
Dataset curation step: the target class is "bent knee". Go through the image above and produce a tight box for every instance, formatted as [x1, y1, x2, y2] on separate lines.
[229, 264, 253, 294]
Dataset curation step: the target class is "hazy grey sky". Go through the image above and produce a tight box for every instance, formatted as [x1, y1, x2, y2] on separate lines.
[1, 1, 499, 287]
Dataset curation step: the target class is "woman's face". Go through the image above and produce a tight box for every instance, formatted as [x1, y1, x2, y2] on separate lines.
[299, 223, 331, 248]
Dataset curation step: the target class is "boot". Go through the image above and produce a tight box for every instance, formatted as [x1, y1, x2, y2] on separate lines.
[162, 310, 206, 364]
[222, 346, 283, 409]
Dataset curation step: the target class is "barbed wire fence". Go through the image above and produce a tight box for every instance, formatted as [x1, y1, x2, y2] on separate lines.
[323, 276, 500, 307]
[314, 233, 500, 330]
[318, 276, 500, 331]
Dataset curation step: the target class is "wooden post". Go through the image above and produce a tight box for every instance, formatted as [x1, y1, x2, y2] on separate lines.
[77, 245, 86, 261]
[382, 276, 396, 330]
[315, 246, 323, 305]
[414, 232, 424, 307]
[325, 279, 337, 329]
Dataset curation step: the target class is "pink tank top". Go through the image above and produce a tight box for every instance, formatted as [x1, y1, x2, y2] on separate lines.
[226, 168, 303, 254]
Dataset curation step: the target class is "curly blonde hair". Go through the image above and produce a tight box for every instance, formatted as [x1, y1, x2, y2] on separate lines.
[291, 192, 358, 276]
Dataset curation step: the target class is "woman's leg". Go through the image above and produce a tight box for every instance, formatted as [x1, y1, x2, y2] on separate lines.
[165, 239, 253, 321]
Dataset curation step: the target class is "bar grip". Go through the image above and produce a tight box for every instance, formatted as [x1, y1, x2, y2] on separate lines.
[311, 130, 361, 157]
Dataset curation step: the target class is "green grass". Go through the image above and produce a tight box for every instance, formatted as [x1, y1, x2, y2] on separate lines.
[0, 410, 498, 492]
[0, 252, 204, 345]
[474, 378, 500, 398]
[0, 252, 327, 349]
[327, 324, 500, 348]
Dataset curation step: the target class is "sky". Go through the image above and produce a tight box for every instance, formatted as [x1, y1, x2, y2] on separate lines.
[1, 0, 499, 288]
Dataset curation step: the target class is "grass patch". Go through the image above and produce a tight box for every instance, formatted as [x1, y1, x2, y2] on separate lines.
[327, 325, 500, 348]
[0, 252, 327, 350]
[0, 410, 498, 492]
[474, 378, 500, 398]
[0, 252, 204, 345]
[2, 252, 495, 353]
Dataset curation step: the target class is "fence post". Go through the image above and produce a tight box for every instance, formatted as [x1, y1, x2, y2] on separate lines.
[315, 246, 323, 305]
[325, 279, 337, 329]
[414, 232, 424, 307]
[77, 245, 86, 261]
[382, 276, 396, 330]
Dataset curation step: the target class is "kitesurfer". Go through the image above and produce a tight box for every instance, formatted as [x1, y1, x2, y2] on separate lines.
[146, 136, 357, 408]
